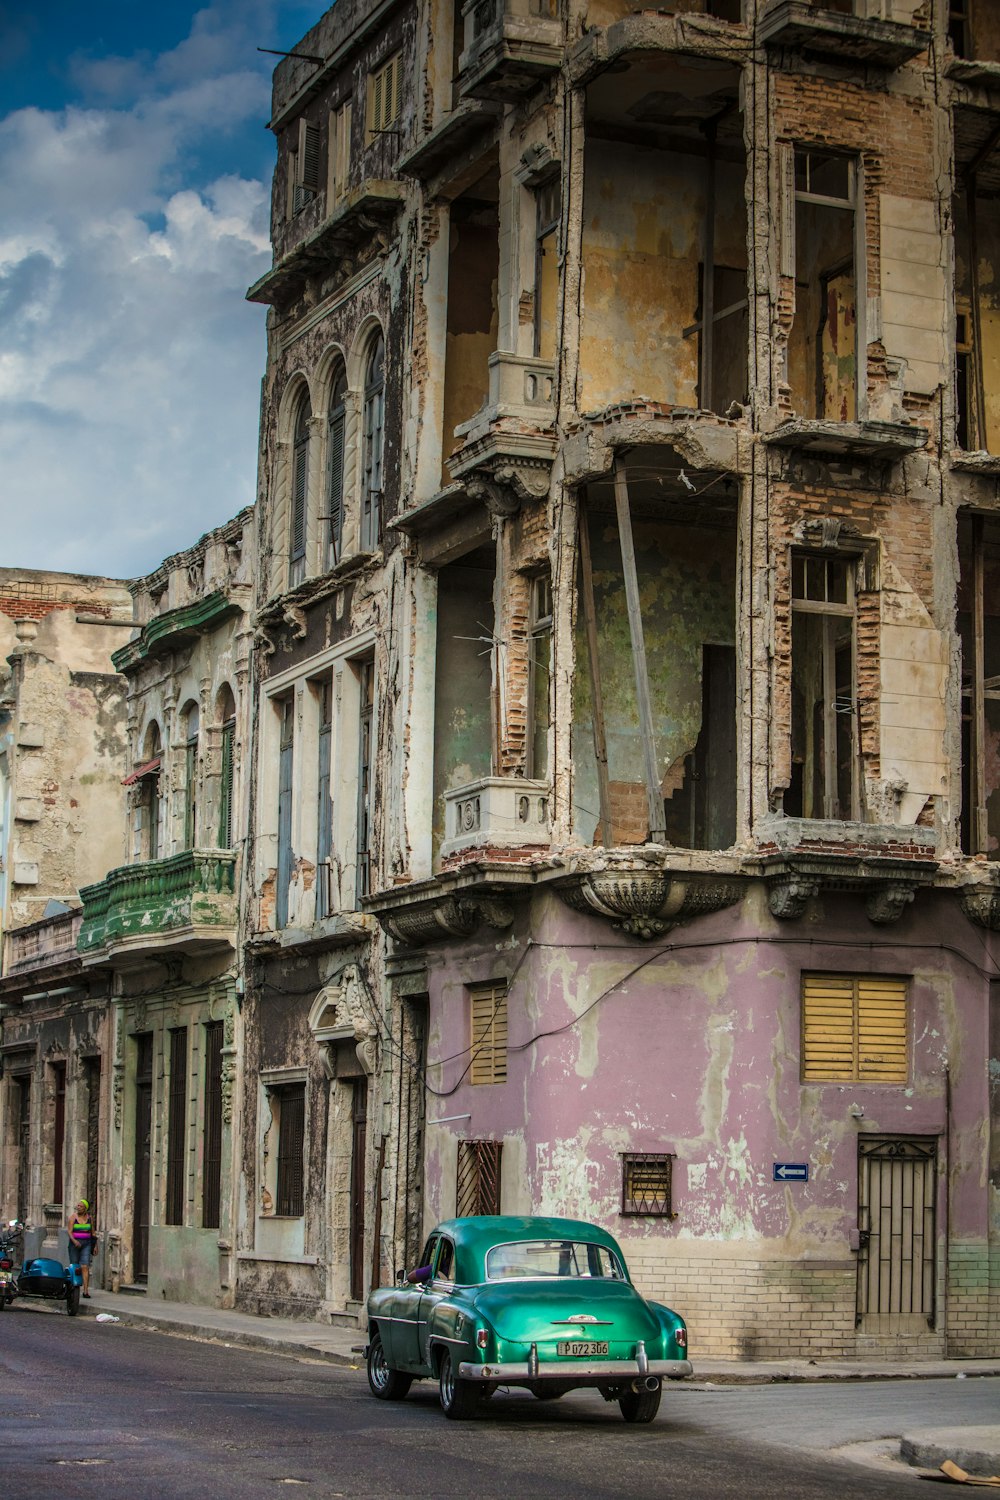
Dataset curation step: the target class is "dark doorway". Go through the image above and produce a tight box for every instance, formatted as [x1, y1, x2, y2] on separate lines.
[350, 1081, 368, 1302]
[52, 1061, 66, 1206]
[84, 1058, 101, 1230]
[132, 1034, 153, 1283]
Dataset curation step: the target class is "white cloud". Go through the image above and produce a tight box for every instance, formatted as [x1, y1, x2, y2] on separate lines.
[0, 5, 278, 578]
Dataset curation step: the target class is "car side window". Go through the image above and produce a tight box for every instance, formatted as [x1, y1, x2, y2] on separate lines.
[435, 1238, 455, 1283]
[411, 1235, 437, 1280]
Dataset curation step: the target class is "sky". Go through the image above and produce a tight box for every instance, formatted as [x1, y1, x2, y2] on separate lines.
[0, 0, 323, 580]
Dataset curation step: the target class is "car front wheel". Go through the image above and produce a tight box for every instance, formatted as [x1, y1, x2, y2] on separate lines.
[619, 1382, 661, 1424]
[437, 1351, 481, 1420]
[367, 1330, 412, 1401]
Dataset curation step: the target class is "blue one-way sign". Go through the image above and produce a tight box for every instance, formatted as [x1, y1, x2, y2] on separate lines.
[773, 1162, 809, 1182]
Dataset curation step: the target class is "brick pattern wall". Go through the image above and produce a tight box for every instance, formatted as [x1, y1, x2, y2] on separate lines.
[945, 1242, 1000, 1358]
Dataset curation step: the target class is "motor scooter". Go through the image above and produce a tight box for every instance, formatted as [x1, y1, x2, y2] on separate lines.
[0, 1220, 83, 1315]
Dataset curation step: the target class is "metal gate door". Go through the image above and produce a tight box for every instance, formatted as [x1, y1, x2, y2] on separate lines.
[132, 1034, 153, 1284]
[856, 1136, 937, 1331]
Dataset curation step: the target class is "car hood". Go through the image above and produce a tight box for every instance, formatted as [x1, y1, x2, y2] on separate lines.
[470, 1278, 660, 1342]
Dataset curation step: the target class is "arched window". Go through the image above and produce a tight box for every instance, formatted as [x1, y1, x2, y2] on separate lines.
[326, 364, 348, 569]
[182, 701, 200, 849]
[290, 390, 311, 586]
[216, 685, 237, 851]
[361, 332, 385, 552]
[142, 721, 163, 861]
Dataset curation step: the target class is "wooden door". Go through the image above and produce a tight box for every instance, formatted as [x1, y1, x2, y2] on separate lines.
[350, 1081, 368, 1302]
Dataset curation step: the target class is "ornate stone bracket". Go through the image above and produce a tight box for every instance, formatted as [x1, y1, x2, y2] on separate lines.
[767, 878, 819, 921]
[763, 853, 932, 924]
[866, 883, 915, 925]
[283, 603, 308, 639]
[382, 894, 515, 948]
[557, 870, 743, 941]
[960, 885, 1000, 932]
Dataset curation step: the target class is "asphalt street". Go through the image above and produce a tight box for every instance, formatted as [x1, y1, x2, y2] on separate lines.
[2, 1304, 996, 1499]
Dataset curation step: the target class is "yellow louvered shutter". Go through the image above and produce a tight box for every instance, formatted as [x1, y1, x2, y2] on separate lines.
[856, 976, 907, 1082]
[801, 973, 907, 1083]
[470, 984, 507, 1085]
[802, 973, 856, 1081]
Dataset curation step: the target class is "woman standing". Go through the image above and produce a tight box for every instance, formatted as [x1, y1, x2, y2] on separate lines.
[67, 1199, 95, 1298]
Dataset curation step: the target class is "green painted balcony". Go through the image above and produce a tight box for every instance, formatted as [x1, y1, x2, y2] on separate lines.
[78, 850, 237, 967]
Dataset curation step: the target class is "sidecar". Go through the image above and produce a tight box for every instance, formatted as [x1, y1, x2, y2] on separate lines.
[17, 1257, 82, 1314]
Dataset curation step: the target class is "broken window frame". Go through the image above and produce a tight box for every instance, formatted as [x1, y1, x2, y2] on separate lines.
[355, 657, 375, 901]
[275, 694, 295, 929]
[784, 146, 866, 423]
[328, 99, 352, 206]
[289, 392, 311, 587]
[315, 676, 334, 919]
[526, 573, 552, 781]
[949, 2, 970, 56]
[790, 549, 862, 823]
[621, 1153, 675, 1219]
[361, 333, 385, 553]
[961, 513, 999, 856]
[533, 176, 560, 361]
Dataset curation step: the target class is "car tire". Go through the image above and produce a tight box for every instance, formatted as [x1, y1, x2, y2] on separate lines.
[437, 1351, 481, 1420]
[618, 1383, 661, 1424]
[366, 1330, 412, 1401]
[533, 1389, 565, 1401]
[66, 1286, 81, 1317]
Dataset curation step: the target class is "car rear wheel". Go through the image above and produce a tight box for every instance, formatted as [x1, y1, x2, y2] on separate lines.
[66, 1285, 81, 1317]
[619, 1382, 661, 1424]
[533, 1388, 566, 1401]
[437, 1351, 481, 1420]
[367, 1330, 412, 1401]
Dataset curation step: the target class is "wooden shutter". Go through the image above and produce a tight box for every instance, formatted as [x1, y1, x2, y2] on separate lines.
[276, 1084, 306, 1217]
[300, 120, 320, 193]
[202, 1021, 223, 1230]
[802, 973, 907, 1083]
[166, 1029, 188, 1226]
[291, 439, 307, 561]
[857, 977, 908, 1082]
[470, 984, 507, 1085]
[218, 717, 234, 849]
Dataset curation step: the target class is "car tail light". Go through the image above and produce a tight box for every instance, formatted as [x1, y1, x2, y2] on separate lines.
[476, 1328, 489, 1349]
[0, 1259, 11, 1271]
[674, 1327, 687, 1349]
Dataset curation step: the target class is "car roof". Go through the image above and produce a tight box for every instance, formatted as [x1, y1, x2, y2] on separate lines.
[431, 1215, 625, 1263]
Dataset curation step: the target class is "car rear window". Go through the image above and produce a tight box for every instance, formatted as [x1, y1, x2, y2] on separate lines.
[485, 1239, 625, 1280]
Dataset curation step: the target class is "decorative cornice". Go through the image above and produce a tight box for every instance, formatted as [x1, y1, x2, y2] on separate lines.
[112, 589, 247, 672]
[382, 894, 515, 948]
[556, 870, 742, 940]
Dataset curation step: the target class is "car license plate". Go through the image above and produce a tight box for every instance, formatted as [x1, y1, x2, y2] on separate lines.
[556, 1340, 609, 1357]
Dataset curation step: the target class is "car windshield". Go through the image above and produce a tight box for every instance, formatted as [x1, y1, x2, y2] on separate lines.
[485, 1239, 626, 1281]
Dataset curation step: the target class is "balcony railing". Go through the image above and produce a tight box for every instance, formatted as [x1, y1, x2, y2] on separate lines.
[4, 910, 82, 976]
[441, 777, 551, 862]
[79, 849, 237, 961]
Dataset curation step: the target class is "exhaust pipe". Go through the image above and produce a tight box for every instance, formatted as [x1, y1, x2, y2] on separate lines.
[631, 1376, 661, 1393]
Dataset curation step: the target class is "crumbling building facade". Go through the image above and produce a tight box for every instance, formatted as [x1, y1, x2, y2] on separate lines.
[245, 0, 1000, 1358]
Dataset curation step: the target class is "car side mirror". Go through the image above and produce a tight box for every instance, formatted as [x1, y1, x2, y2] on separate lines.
[396, 1266, 406, 1284]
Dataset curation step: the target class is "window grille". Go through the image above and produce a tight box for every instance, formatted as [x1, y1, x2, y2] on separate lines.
[275, 1083, 306, 1217]
[202, 1021, 224, 1230]
[456, 1139, 502, 1216]
[469, 983, 508, 1085]
[166, 1029, 188, 1226]
[801, 973, 908, 1083]
[621, 1153, 674, 1217]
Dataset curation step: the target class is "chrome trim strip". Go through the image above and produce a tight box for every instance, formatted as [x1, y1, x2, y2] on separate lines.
[458, 1359, 693, 1381]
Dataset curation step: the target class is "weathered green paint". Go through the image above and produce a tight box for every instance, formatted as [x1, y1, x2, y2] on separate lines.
[78, 850, 237, 955]
[112, 591, 241, 672]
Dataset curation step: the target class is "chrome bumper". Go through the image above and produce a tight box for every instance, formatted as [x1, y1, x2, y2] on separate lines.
[458, 1358, 693, 1382]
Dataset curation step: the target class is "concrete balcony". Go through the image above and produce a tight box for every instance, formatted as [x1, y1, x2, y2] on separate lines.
[3, 910, 82, 978]
[458, 0, 562, 102]
[447, 353, 558, 507]
[441, 777, 551, 863]
[79, 850, 237, 968]
[760, 2, 928, 68]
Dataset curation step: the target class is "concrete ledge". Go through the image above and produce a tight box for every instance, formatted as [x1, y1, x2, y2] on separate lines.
[901, 1426, 1000, 1475]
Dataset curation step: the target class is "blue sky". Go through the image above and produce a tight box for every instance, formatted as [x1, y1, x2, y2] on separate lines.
[0, 1, 321, 578]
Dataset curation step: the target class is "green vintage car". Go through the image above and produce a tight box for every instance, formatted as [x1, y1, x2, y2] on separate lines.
[365, 1215, 691, 1422]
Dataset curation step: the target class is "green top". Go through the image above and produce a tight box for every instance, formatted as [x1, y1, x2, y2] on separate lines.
[433, 1215, 631, 1287]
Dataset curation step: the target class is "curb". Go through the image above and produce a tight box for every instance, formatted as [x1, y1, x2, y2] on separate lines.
[81, 1305, 362, 1368]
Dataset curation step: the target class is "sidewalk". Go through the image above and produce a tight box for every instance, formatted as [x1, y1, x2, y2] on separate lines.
[68, 1288, 1000, 1388]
